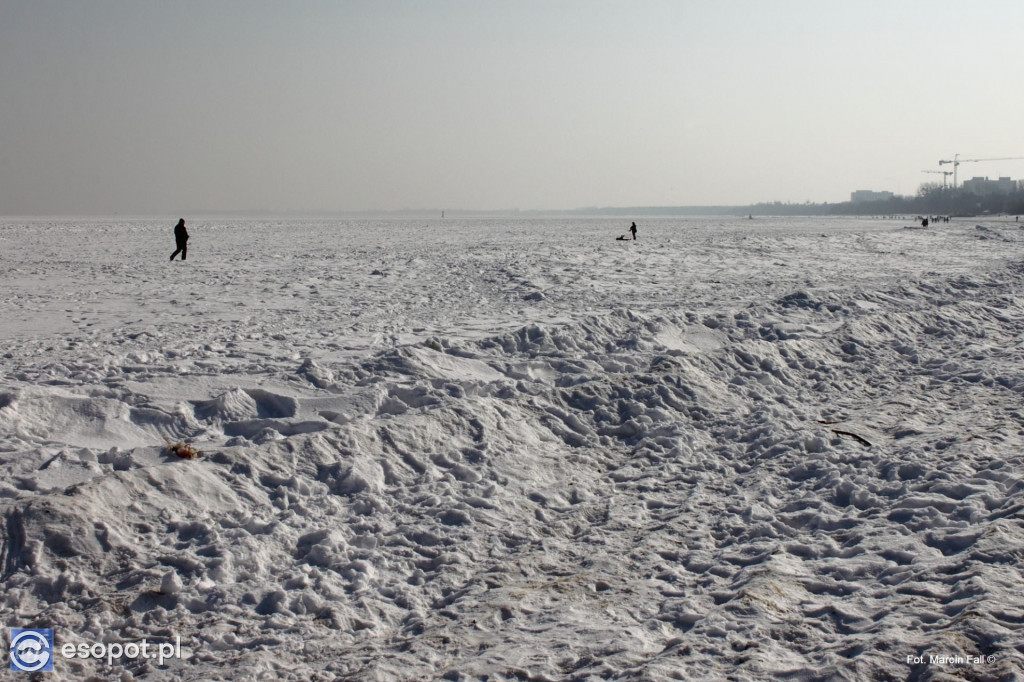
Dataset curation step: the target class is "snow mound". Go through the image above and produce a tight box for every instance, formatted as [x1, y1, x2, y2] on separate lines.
[2, 216, 1023, 678]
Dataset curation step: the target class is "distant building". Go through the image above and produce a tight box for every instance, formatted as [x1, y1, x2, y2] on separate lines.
[961, 176, 1018, 196]
[851, 190, 895, 203]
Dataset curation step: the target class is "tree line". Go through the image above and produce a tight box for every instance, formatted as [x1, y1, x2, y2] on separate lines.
[746, 185, 1024, 217]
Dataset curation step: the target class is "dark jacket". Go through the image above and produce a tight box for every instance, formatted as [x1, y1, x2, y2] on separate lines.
[174, 221, 189, 244]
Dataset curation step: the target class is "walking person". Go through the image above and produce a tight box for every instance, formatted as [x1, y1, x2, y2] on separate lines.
[629, 221, 637, 240]
[170, 219, 189, 261]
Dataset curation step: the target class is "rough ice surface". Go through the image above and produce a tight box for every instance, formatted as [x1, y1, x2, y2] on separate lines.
[1, 216, 1023, 680]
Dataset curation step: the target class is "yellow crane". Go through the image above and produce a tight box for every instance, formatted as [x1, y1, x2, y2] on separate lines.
[938, 154, 1024, 189]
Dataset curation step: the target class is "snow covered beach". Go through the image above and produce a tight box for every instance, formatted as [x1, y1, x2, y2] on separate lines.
[2, 216, 1023, 680]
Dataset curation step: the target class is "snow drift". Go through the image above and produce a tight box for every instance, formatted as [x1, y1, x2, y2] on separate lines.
[1, 216, 1022, 679]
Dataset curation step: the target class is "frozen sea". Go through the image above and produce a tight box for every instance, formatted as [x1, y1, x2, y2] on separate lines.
[1, 215, 1023, 680]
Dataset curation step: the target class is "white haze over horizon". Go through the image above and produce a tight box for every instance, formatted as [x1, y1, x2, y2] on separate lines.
[2, 0, 1024, 215]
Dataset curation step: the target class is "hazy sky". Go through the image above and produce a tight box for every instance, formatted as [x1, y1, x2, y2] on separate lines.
[3, 0, 1024, 214]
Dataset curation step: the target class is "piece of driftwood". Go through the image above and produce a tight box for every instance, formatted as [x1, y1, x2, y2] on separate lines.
[831, 429, 872, 447]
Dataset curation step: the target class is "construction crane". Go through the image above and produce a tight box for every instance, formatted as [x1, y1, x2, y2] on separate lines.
[938, 154, 1024, 189]
[921, 170, 953, 188]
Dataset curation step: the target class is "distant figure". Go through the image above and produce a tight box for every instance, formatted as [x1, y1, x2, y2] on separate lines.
[629, 222, 637, 240]
[921, 217, 929, 228]
[170, 219, 189, 261]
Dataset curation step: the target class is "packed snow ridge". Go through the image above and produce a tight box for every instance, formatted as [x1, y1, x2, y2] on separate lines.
[1, 217, 1023, 680]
